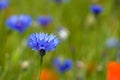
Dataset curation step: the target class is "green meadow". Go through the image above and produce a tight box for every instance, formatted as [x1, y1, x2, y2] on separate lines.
[0, 0, 120, 80]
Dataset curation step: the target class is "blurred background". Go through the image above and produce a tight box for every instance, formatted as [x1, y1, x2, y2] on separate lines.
[0, 0, 120, 80]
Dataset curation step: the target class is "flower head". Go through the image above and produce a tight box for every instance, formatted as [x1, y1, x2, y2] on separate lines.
[51, 0, 70, 4]
[0, 0, 9, 10]
[76, 61, 85, 69]
[106, 37, 119, 48]
[21, 60, 30, 71]
[53, 57, 72, 73]
[40, 69, 58, 80]
[27, 32, 60, 53]
[37, 16, 52, 27]
[90, 5, 103, 15]
[6, 14, 32, 33]
[57, 27, 70, 40]
[54, 0, 63, 3]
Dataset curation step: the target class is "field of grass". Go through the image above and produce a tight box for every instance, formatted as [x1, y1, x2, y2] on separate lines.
[0, 0, 120, 80]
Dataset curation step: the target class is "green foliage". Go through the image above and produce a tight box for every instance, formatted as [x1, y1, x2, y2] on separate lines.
[0, 0, 120, 80]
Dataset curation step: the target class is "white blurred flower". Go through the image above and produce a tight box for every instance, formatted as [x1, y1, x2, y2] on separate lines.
[21, 60, 30, 70]
[76, 61, 85, 69]
[106, 37, 119, 48]
[57, 27, 70, 40]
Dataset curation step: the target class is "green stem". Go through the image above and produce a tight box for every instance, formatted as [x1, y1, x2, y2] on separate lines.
[60, 72, 67, 80]
[39, 56, 43, 80]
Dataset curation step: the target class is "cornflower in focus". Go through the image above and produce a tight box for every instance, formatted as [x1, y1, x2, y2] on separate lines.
[6, 14, 32, 33]
[0, 0, 9, 10]
[27, 32, 60, 63]
[90, 4, 103, 17]
[53, 57, 72, 73]
[37, 16, 52, 27]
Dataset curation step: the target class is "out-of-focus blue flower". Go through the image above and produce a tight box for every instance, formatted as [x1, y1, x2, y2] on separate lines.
[27, 32, 60, 52]
[106, 37, 119, 48]
[53, 57, 72, 73]
[0, 0, 9, 10]
[51, 0, 70, 4]
[6, 14, 32, 33]
[90, 5, 103, 15]
[37, 16, 52, 27]
[54, 0, 63, 3]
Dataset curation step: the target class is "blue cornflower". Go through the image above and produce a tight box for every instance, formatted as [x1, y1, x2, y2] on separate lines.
[106, 37, 119, 48]
[54, 0, 62, 3]
[27, 32, 60, 53]
[51, 0, 70, 4]
[37, 16, 52, 27]
[6, 14, 32, 33]
[53, 57, 72, 73]
[0, 0, 9, 10]
[90, 5, 103, 15]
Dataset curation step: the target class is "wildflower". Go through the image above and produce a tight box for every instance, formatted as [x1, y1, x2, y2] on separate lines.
[51, 0, 70, 4]
[6, 14, 32, 33]
[28, 33, 60, 80]
[0, 0, 9, 10]
[40, 69, 58, 80]
[27, 32, 60, 63]
[54, 0, 63, 3]
[53, 57, 72, 73]
[76, 61, 85, 69]
[107, 62, 120, 80]
[90, 5, 103, 17]
[37, 16, 52, 27]
[57, 27, 70, 40]
[27, 32, 60, 52]
[21, 60, 30, 71]
[106, 37, 119, 48]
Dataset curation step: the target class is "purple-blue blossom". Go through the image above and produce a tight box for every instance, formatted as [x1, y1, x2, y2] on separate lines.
[54, 0, 62, 3]
[106, 37, 119, 48]
[51, 0, 70, 4]
[6, 14, 32, 33]
[90, 5, 103, 15]
[27, 32, 60, 52]
[0, 0, 9, 10]
[37, 16, 52, 27]
[53, 57, 72, 73]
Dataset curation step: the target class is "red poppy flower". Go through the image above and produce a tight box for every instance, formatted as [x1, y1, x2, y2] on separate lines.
[107, 62, 120, 80]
